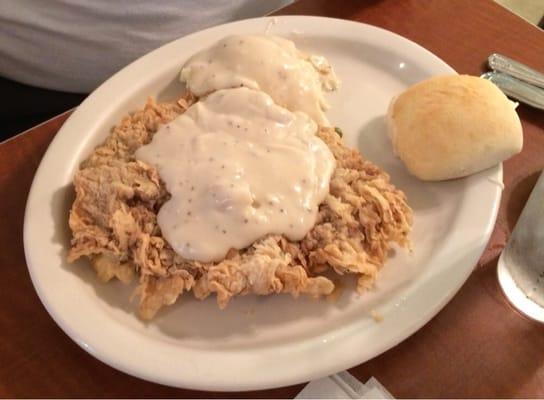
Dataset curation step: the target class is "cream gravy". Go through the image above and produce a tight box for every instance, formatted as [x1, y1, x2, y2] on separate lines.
[135, 87, 335, 262]
[180, 34, 339, 126]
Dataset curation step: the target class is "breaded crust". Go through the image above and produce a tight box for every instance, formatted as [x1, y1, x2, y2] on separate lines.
[68, 96, 412, 319]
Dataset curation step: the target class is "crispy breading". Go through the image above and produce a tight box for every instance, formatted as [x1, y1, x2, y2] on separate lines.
[192, 236, 335, 308]
[68, 96, 412, 319]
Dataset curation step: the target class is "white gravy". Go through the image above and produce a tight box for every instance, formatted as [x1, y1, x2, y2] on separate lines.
[180, 35, 339, 126]
[135, 87, 336, 262]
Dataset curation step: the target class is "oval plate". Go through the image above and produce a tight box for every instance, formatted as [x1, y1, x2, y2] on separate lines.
[24, 16, 501, 391]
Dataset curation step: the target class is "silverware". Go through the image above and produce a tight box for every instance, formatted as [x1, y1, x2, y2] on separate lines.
[498, 171, 544, 323]
[481, 71, 544, 110]
[488, 53, 544, 89]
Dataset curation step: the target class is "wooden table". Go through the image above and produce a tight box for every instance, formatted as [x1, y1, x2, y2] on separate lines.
[2, 0, 544, 397]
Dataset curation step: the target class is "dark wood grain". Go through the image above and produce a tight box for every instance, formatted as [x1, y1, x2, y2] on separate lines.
[1, 0, 544, 398]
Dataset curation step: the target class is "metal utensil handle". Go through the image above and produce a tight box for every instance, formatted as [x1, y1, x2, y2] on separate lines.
[481, 71, 544, 110]
[488, 53, 544, 89]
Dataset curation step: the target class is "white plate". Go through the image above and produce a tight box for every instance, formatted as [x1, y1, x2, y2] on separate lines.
[24, 16, 501, 391]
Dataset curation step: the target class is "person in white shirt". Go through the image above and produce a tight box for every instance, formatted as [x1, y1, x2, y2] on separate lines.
[0, 0, 292, 139]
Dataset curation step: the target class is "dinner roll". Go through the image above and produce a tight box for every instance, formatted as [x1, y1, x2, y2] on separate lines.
[387, 75, 522, 181]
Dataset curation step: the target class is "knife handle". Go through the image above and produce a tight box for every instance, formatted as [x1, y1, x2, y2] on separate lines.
[488, 53, 544, 89]
[481, 71, 544, 111]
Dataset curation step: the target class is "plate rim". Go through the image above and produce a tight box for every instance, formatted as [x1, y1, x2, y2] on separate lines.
[23, 15, 502, 391]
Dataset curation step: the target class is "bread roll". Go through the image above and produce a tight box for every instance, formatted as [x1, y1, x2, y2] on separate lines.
[387, 75, 522, 181]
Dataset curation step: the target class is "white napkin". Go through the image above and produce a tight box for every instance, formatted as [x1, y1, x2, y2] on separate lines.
[295, 372, 393, 399]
